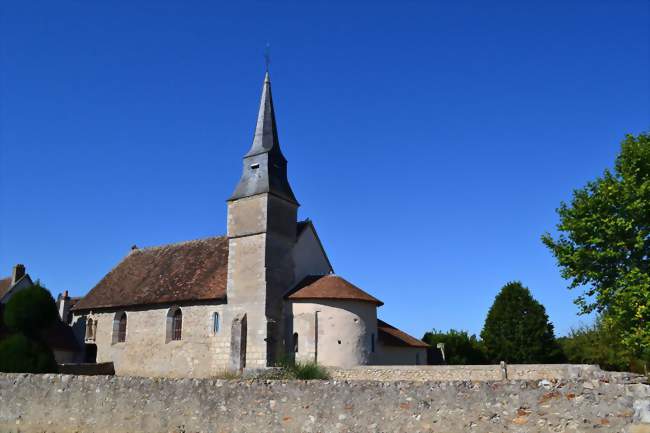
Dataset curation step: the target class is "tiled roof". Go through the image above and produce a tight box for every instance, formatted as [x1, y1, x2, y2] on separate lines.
[0, 277, 12, 299]
[72, 236, 229, 311]
[286, 275, 383, 306]
[377, 319, 429, 348]
[41, 319, 81, 351]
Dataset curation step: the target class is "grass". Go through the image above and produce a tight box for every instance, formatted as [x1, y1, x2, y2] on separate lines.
[256, 359, 330, 380]
[288, 361, 330, 380]
[210, 359, 330, 380]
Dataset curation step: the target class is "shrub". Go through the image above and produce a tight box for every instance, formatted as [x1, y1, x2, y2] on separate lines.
[422, 329, 487, 364]
[290, 361, 330, 380]
[3, 283, 58, 337]
[0, 333, 57, 373]
[559, 316, 646, 374]
[481, 281, 564, 364]
[264, 357, 330, 380]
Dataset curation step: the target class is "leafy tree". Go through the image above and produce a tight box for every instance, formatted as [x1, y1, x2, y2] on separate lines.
[480, 281, 563, 363]
[558, 316, 645, 373]
[542, 133, 650, 361]
[4, 282, 59, 338]
[0, 282, 59, 373]
[422, 329, 487, 364]
[0, 333, 57, 373]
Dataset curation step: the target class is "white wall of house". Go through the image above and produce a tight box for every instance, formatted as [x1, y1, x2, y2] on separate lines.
[373, 343, 427, 366]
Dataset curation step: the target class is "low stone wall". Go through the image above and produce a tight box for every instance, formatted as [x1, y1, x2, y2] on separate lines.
[58, 362, 115, 376]
[1, 373, 649, 433]
[329, 363, 632, 382]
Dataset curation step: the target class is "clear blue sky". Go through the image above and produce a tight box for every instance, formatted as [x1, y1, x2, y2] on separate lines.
[1, 1, 648, 339]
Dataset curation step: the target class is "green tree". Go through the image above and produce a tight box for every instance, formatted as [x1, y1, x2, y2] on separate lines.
[480, 281, 563, 363]
[4, 282, 59, 338]
[0, 333, 57, 373]
[542, 133, 650, 361]
[422, 329, 487, 364]
[0, 282, 59, 373]
[558, 316, 644, 373]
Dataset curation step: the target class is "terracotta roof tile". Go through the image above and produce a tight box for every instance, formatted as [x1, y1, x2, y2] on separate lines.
[72, 236, 228, 311]
[377, 319, 429, 348]
[286, 275, 383, 306]
[0, 277, 12, 298]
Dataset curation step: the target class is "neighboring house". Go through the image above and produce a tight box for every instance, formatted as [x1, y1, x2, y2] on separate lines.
[70, 72, 428, 378]
[0, 264, 34, 305]
[0, 264, 81, 363]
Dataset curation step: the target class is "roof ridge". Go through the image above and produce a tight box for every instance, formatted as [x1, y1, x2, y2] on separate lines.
[134, 235, 227, 253]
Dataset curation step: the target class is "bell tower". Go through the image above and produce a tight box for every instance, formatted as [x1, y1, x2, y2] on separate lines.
[226, 72, 298, 368]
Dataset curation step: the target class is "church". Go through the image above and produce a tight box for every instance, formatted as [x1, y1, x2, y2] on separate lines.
[67, 72, 428, 377]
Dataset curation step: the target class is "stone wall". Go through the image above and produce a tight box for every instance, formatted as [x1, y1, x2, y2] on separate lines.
[1, 373, 648, 433]
[73, 303, 230, 377]
[292, 299, 377, 367]
[329, 363, 614, 382]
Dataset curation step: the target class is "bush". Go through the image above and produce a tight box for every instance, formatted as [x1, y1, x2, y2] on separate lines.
[263, 357, 330, 380]
[559, 317, 647, 374]
[3, 283, 58, 337]
[0, 333, 57, 373]
[422, 329, 487, 364]
[290, 361, 330, 380]
[481, 281, 564, 364]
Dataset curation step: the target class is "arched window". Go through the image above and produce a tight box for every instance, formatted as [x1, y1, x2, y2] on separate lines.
[212, 312, 220, 334]
[85, 318, 95, 341]
[172, 309, 182, 340]
[293, 332, 299, 353]
[112, 312, 127, 344]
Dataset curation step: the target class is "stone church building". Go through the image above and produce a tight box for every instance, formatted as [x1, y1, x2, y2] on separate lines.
[69, 73, 428, 377]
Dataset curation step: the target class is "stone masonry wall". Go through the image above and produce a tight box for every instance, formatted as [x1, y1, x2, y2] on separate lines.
[74, 303, 230, 378]
[329, 364, 611, 382]
[1, 373, 649, 433]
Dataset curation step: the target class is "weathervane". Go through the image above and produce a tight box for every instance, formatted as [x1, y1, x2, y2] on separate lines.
[264, 43, 271, 72]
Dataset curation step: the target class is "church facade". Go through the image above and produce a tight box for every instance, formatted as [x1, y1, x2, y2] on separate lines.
[69, 73, 428, 377]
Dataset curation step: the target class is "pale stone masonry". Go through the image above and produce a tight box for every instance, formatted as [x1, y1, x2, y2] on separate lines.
[69, 71, 428, 377]
[1, 372, 648, 433]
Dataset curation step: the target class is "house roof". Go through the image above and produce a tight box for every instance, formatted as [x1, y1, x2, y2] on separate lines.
[285, 275, 383, 306]
[0, 277, 12, 298]
[41, 319, 81, 352]
[72, 236, 229, 311]
[377, 319, 429, 348]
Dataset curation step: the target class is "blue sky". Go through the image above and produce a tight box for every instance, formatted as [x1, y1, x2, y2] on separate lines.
[1, 1, 648, 339]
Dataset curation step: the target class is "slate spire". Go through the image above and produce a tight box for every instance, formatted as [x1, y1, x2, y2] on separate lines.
[229, 73, 298, 205]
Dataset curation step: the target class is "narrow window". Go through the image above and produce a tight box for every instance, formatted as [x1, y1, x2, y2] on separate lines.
[293, 332, 299, 353]
[212, 312, 220, 334]
[86, 318, 95, 341]
[112, 312, 127, 344]
[172, 309, 182, 341]
[250, 163, 260, 169]
[118, 313, 127, 342]
[371, 333, 375, 353]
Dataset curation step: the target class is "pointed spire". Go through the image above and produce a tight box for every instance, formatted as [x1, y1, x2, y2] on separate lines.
[245, 72, 283, 158]
[229, 73, 298, 205]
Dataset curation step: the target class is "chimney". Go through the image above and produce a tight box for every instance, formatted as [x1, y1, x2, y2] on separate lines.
[11, 264, 25, 285]
[58, 290, 72, 324]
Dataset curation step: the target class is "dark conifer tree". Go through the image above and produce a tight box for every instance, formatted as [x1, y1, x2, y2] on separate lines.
[480, 281, 563, 363]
